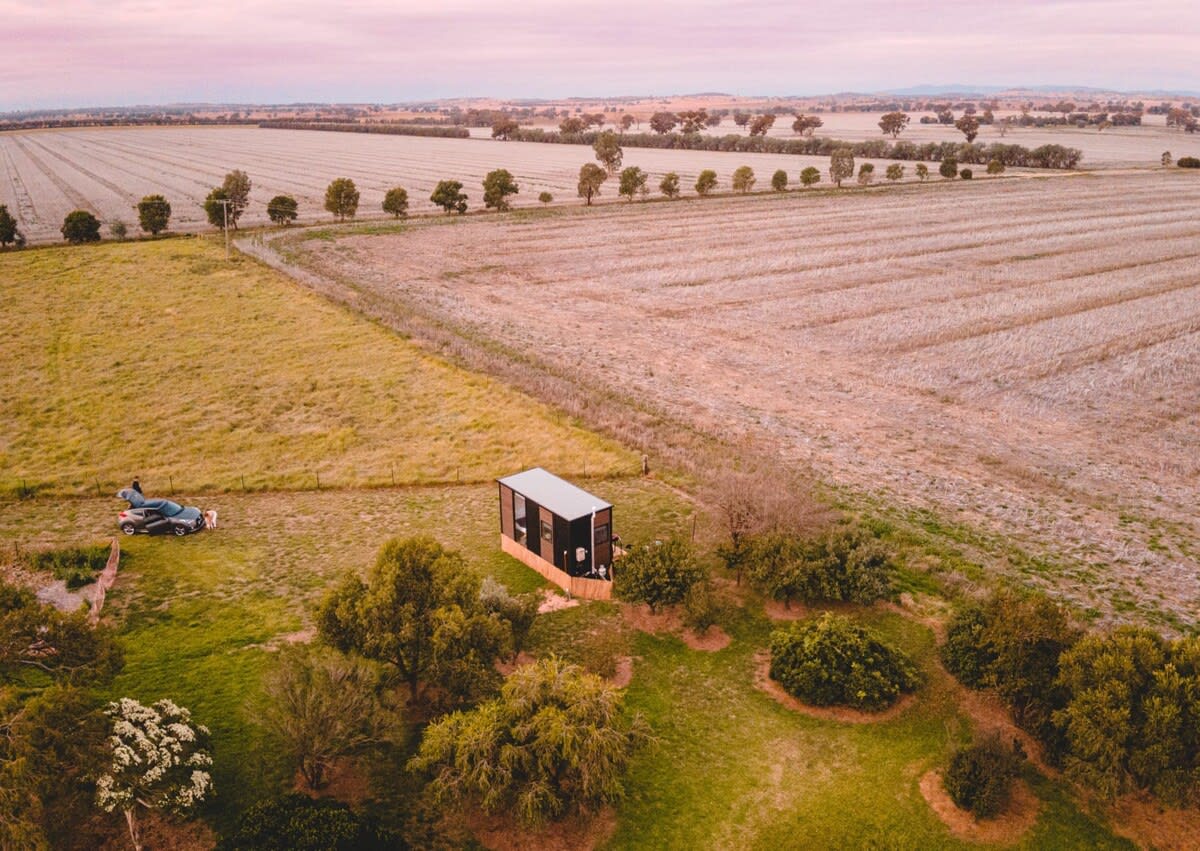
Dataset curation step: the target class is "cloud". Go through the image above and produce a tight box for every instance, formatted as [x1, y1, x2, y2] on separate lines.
[2, 0, 1199, 109]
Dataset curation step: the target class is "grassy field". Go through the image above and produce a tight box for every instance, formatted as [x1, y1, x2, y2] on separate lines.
[0, 236, 634, 496]
[285, 173, 1200, 628]
[0, 238, 1137, 847]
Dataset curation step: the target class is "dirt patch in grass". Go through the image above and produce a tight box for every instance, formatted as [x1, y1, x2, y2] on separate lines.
[465, 805, 617, 851]
[919, 770, 1039, 845]
[621, 603, 731, 652]
[608, 655, 634, 687]
[495, 650, 537, 676]
[763, 599, 810, 621]
[752, 650, 916, 724]
[1105, 794, 1200, 851]
[301, 758, 372, 808]
[537, 590, 580, 614]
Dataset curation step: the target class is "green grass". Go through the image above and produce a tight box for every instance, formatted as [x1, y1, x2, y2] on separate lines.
[0, 237, 634, 496]
[22, 541, 110, 588]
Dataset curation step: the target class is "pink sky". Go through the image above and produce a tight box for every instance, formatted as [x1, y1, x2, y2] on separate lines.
[3, 0, 1199, 110]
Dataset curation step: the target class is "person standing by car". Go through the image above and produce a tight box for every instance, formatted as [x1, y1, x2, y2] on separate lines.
[131, 476, 143, 496]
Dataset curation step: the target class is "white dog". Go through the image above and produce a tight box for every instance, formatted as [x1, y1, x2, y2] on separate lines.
[203, 509, 219, 530]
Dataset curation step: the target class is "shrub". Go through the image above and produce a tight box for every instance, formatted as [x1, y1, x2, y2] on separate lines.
[695, 169, 718, 196]
[618, 166, 648, 201]
[1177, 156, 1200, 168]
[1161, 151, 1173, 167]
[381, 186, 409, 218]
[747, 522, 895, 608]
[799, 166, 821, 187]
[943, 736, 1023, 818]
[0, 204, 23, 248]
[941, 591, 1079, 752]
[136, 195, 171, 235]
[885, 163, 904, 181]
[771, 169, 788, 191]
[108, 220, 127, 240]
[266, 195, 298, 225]
[856, 163, 875, 185]
[986, 159, 1005, 175]
[217, 794, 399, 851]
[915, 163, 929, 181]
[538, 191, 554, 203]
[614, 538, 704, 612]
[409, 657, 650, 825]
[731, 165, 756, 193]
[682, 579, 723, 634]
[60, 210, 101, 243]
[939, 158, 959, 179]
[659, 172, 681, 198]
[24, 544, 109, 589]
[768, 613, 919, 711]
[479, 576, 539, 661]
[960, 168, 974, 180]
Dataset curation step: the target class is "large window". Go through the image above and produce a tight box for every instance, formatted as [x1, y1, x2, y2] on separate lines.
[513, 493, 527, 546]
[594, 523, 610, 545]
[541, 519, 553, 543]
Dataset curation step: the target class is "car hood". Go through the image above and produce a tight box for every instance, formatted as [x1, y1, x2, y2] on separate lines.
[175, 507, 202, 522]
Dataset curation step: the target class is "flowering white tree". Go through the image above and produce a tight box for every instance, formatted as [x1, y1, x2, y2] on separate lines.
[95, 698, 213, 851]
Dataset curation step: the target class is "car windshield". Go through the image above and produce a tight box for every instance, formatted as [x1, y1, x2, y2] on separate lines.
[159, 500, 184, 517]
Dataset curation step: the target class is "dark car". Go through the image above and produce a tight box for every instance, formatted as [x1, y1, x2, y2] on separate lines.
[116, 489, 205, 536]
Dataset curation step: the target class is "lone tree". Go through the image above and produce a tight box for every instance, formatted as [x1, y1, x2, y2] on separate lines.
[939, 158, 959, 179]
[829, 148, 855, 187]
[577, 163, 607, 205]
[732, 110, 751, 129]
[955, 114, 981, 143]
[857, 163, 875, 186]
[677, 109, 709, 134]
[878, 111, 910, 138]
[482, 169, 520, 211]
[799, 166, 821, 188]
[695, 169, 718, 196]
[614, 539, 704, 613]
[986, 159, 1006, 176]
[538, 191, 554, 204]
[136, 195, 171, 235]
[61, 210, 101, 243]
[266, 194, 298, 225]
[381, 187, 409, 218]
[258, 645, 397, 790]
[659, 171, 681, 198]
[748, 114, 776, 137]
[618, 166, 648, 201]
[619, 114, 636, 131]
[771, 169, 788, 191]
[885, 163, 905, 182]
[430, 179, 468, 214]
[592, 130, 624, 174]
[731, 165, 756, 193]
[649, 111, 677, 134]
[410, 657, 650, 825]
[96, 698, 212, 851]
[915, 163, 930, 181]
[318, 537, 507, 705]
[324, 178, 360, 221]
[0, 204, 24, 248]
[792, 114, 823, 137]
[221, 169, 251, 228]
[559, 116, 585, 135]
[491, 116, 519, 140]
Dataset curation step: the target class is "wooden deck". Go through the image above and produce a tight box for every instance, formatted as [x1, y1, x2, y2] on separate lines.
[501, 534, 613, 600]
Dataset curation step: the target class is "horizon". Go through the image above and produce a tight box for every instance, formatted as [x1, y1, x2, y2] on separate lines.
[4, 0, 1200, 111]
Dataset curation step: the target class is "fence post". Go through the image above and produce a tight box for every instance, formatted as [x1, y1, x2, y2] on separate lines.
[169, 475, 174, 495]
[241, 475, 246, 492]
[315, 472, 320, 490]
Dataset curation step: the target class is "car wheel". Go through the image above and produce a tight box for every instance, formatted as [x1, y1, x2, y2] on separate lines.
[121, 523, 136, 535]
[173, 525, 188, 537]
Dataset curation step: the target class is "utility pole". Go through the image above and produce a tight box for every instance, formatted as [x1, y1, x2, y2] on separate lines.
[201, 198, 233, 260]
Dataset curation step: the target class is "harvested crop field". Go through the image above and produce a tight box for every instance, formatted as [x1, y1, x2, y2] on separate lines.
[283, 172, 1200, 627]
[3, 125, 938, 243]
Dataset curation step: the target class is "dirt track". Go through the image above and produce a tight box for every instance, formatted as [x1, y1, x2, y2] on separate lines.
[285, 173, 1200, 627]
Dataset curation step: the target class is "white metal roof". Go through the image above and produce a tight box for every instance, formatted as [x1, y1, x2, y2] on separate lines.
[497, 467, 611, 521]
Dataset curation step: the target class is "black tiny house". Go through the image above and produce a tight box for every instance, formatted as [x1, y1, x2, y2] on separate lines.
[497, 468, 614, 599]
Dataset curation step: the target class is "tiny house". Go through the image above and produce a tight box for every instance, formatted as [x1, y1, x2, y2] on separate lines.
[497, 467, 614, 600]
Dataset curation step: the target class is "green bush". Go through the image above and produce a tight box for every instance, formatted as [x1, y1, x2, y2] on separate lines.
[218, 793, 400, 850]
[943, 736, 1023, 818]
[768, 613, 919, 711]
[614, 538, 704, 612]
[681, 579, 723, 634]
[960, 168, 973, 179]
[745, 522, 895, 608]
[24, 544, 110, 589]
[986, 159, 1006, 175]
[941, 591, 1079, 753]
[538, 191, 554, 203]
[1177, 156, 1200, 168]
[60, 210, 101, 244]
[939, 158, 958, 179]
